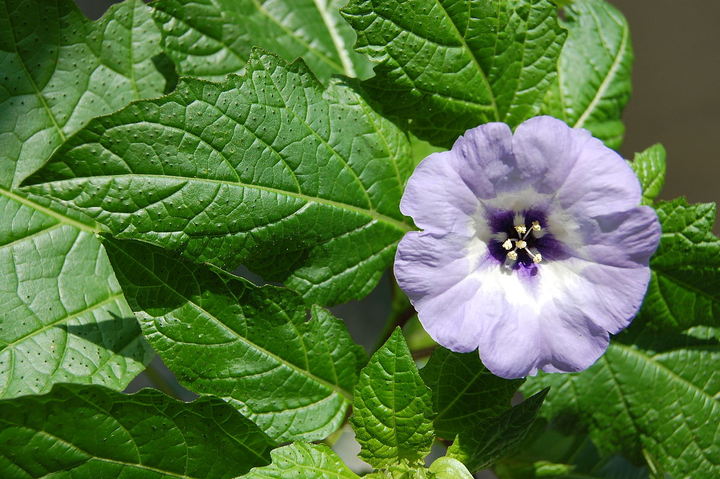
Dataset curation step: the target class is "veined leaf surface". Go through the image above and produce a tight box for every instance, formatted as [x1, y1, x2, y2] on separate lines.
[152, 0, 374, 82]
[342, 0, 566, 147]
[0, 383, 273, 478]
[104, 238, 366, 442]
[23, 50, 413, 306]
[0, 0, 165, 398]
[541, 0, 633, 149]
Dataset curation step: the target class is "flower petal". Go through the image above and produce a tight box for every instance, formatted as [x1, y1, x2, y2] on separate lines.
[395, 232, 486, 352]
[513, 116, 641, 217]
[400, 123, 515, 235]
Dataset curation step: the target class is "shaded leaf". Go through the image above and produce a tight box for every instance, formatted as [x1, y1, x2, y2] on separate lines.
[152, 0, 374, 82]
[103, 237, 365, 443]
[638, 198, 720, 331]
[0, 383, 273, 478]
[23, 50, 413, 306]
[351, 328, 434, 468]
[419, 348, 523, 439]
[523, 325, 720, 478]
[0, 0, 164, 398]
[629, 144, 666, 206]
[342, 0, 566, 147]
[448, 388, 548, 472]
[242, 442, 360, 479]
[542, 0, 633, 149]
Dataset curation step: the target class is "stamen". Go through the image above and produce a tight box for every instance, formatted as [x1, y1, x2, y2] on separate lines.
[533, 253, 543, 263]
[502, 239, 513, 250]
[516, 240, 527, 249]
[532, 221, 541, 232]
[507, 250, 518, 260]
[514, 225, 527, 235]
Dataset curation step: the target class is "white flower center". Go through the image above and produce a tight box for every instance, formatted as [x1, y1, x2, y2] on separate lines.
[502, 220, 543, 266]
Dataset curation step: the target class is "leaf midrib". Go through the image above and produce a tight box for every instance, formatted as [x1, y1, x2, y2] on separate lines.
[432, 0, 500, 120]
[573, 5, 628, 129]
[31, 173, 411, 233]
[113, 245, 354, 402]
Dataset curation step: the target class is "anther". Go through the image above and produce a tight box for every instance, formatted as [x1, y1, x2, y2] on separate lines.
[515, 225, 527, 235]
[532, 221, 541, 231]
[516, 240, 527, 249]
[502, 239, 513, 250]
[533, 253, 543, 263]
[507, 250, 518, 260]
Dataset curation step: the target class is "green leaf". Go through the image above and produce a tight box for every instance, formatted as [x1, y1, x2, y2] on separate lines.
[638, 198, 720, 331]
[242, 442, 360, 479]
[523, 326, 720, 478]
[428, 457, 474, 479]
[1, 0, 166, 190]
[447, 388, 548, 472]
[0, 383, 273, 478]
[103, 237, 366, 443]
[0, 0, 165, 398]
[629, 144, 667, 206]
[22, 50, 413, 306]
[351, 328, 434, 468]
[152, 0, 374, 82]
[0, 197, 152, 398]
[342, 0, 566, 147]
[419, 348, 523, 439]
[541, 0, 633, 149]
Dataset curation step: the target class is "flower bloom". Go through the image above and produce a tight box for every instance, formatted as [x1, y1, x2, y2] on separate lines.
[394, 116, 661, 379]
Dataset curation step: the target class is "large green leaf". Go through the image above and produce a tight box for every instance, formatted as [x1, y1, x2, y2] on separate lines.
[242, 443, 360, 479]
[0, 0, 166, 398]
[351, 328, 434, 469]
[419, 348, 523, 440]
[447, 389, 548, 473]
[0, 383, 273, 478]
[103, 237, 366, 443]
[342, 0, 566, 147]
[629, 144, 666, 206]
[23, 50, 413, 306]
[523, 326, 720, 478]
[541, 0, 633, 149]
[638, 198, 720, 331]
[152, 0, 374, 82]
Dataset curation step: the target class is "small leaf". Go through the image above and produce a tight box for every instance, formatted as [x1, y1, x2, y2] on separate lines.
[638, 198, 720, 331]
[351, 328, 434, 468]
[152, 0, 373, 82]
[103, 238, 365, 443]
[419, 349, 523, 439]
[428, 457, 474, 479]
[542, 0, 633, 149]
[447, 388, 548, 472]
[342, 0, 566, 147]
[0, 384, 273, 478]
[629, 144, 667, 206]
[23, 50, 413, 306]
[523, 325, 720, 478]
[242, 443, 360, 479]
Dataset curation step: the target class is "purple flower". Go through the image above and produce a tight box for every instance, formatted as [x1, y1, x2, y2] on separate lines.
[394, 116, 661, 379]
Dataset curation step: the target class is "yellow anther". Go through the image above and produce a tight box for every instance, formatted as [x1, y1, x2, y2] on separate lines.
[533, 253, 543, 264]
[532, 221, 541, 231]
[515, 225, 527, 234]
[502, 239, 513, 250]
[516, 240, 527, 249]
[507, 250, 518, 260]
